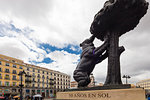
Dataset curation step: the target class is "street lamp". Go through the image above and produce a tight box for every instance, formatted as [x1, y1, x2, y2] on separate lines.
[18, 70, 27, 100]
[122, 75, 131, 84]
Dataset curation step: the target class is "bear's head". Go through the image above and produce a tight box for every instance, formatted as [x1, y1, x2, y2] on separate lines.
[80, 35, 95, 48]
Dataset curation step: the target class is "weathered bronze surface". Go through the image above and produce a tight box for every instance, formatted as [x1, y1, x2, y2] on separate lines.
[73, 0, 149, 87]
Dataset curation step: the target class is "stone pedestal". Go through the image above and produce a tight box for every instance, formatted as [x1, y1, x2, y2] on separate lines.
[56, 88, 146, 100]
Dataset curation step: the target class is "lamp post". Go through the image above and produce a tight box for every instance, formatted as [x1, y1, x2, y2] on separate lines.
[122, 75, 131, 84]
[18, 70, 26, 100]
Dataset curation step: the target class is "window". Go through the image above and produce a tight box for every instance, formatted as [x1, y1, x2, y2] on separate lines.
[0, 81, 2, 86]
[12, 70, 17, 74]
[12, 60, 15, 63]
[26, 89, 30, 93]
[0, 74, 2, 79]
[38, 79, 40, 82]
[42, 75, 45, 79]
[5, 69, 10, 73]
[12, 89, 16, 92]
[33, 78, 35, 82]
[37, 74, 40, 78]
[12, 75, 16, 80]
[19, 66, 23, 69]
[0, 68, 2, 72]
[47, 72, 48, 75]
[13, 64, 16, 68]
[0, 61, 1, 65]
[32, 84, 35, 87]
[27, 67, 29, 71]
[5, 75, 10, 80]
[5, 82, 9, 86]
[38, 70, 40, 73]
[38, 84, 40, 87]
[43, 71, 44, 74]
[37, 90, 40, 94]
[5, 63, 9, 66]
[47, 76, 49, 79]
[50, 90, 53, 93]
[12, 82, 16, 86]
[47, 85, 48, 88]
[33, 68, 35, 72]
[33, 73, 35, 77]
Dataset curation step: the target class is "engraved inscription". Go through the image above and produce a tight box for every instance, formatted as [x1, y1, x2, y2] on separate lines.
[68, 93, 111, 98]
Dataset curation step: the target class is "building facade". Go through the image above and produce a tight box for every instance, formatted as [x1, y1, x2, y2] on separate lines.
[136, 79, 150, 89]
[136, 79, 150, 97]
[0, 54, 25, 97]
[70, 74, 95, 88]
[23, 63, 71, 98]
[70, 81, 78, 88]
[88, 73, 95, 87]
[0, 54, 70, 98]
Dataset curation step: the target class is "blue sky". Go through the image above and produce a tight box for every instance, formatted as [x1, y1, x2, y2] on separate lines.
[0, 0, 150, 84]
[39, 43, 81, 64]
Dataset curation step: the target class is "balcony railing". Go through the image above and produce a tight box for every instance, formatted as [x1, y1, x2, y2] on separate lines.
[25, 79, 32, 83]
[32, 75, 36, 78]
[50, 78, 54, 81]
[5, 71, 10, 73]
[5, 78, 10, 80]
[12, 78, 17, 80]
[49, 82, 54, 85]
[12, 72, 17, 74]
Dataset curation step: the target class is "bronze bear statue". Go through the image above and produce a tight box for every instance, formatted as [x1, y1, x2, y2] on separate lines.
[73, 35, 108, 87]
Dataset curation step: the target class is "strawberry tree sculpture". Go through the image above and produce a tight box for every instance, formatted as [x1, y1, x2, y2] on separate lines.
[90, 0, 149, 85]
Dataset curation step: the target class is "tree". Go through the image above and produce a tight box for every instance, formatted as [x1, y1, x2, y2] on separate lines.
[90, 0, 149, 85]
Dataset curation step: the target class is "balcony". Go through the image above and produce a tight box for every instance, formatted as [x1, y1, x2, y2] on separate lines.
[25, 79, 32, 83]
[25, 85, 32, 88]
[12, 78, 17, 80]
[49, 82, 54, 85]
[25, 74, 31, 77]
[5, 71, 10, 73]
[5, 78, 10, 80]
[12, 72, 17, 74]
[32, 75, 36, 78]
[50, 78, 54, 81]
[32, 80, 36, 83]
[37, 76, 41, 78]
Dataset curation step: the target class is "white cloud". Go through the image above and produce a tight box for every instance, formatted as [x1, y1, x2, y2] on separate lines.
[0, 0, 106, 48]
[0, 36, 29, 59]
[37, 50, 80, 79]
[0, 36, 46, 63]
[0, 21, 47, 63]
